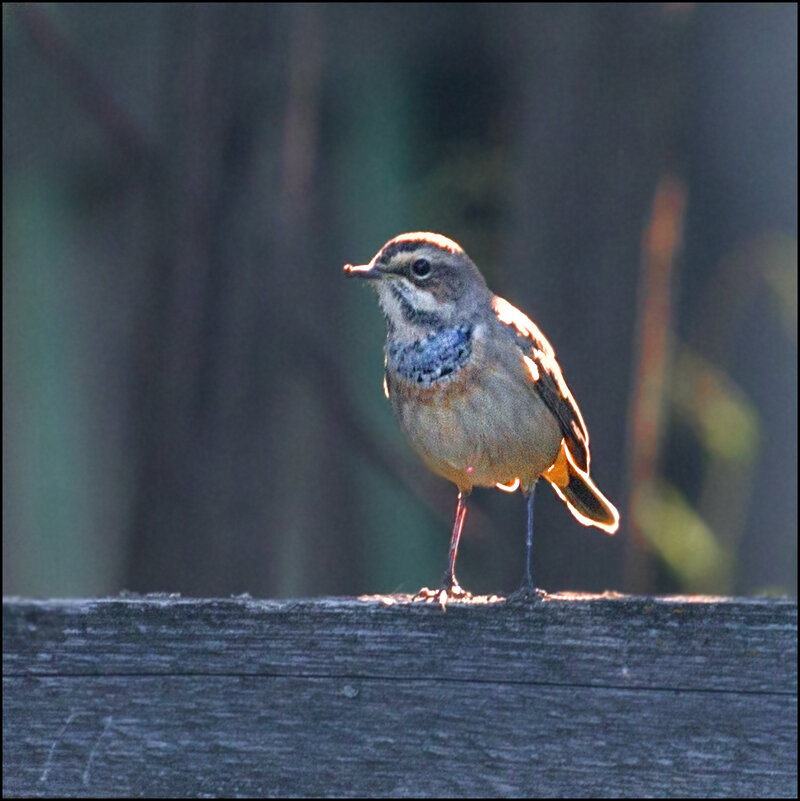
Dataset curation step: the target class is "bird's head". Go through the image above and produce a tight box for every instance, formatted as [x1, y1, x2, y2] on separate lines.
[344, 232, 490, 338]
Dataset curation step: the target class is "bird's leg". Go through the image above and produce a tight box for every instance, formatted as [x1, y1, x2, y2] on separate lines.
[509, 483, 547, 602]
[441, 490, 470, 595]
[521, 487, 535, 592]
[414, 490, 472, 603]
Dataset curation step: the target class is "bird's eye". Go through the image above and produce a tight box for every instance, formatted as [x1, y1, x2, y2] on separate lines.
[411, 258, 432, 279]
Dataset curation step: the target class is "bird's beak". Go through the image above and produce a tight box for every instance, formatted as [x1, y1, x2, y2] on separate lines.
[343, 261, 382, 279]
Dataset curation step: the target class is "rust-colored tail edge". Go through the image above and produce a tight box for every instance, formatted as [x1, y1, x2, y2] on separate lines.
[544, 441, 619, 534]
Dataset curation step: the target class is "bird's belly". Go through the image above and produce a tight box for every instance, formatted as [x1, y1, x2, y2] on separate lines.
[388, 361, 562, 491]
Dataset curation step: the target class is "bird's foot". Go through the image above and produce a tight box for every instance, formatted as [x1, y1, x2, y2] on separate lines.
[413, 582, 472, 610]
[506, 581, 548, 604]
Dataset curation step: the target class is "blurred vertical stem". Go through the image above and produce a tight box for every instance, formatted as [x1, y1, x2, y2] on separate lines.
[333, 7, 443, 592]
[3, 176, 99, 594]
[270, 3, 326, 596]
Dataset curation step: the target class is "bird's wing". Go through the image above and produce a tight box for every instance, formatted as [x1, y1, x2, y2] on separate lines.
[492, 295, 591, 472]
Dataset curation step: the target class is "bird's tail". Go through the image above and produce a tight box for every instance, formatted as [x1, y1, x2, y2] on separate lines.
[543, 440, 619, 534]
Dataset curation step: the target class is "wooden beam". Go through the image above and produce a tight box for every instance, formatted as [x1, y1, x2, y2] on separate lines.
[3, 595, 797, 797]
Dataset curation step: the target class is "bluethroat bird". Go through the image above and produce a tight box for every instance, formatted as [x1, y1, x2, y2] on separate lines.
[344, 232, 619, 600]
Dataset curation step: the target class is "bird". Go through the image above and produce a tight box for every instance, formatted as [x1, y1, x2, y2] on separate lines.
[344, 232, 619, 601]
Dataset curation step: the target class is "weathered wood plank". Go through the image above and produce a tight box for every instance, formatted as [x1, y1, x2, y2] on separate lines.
[3, 595, 797, 798]
[4, 595, 796, 691]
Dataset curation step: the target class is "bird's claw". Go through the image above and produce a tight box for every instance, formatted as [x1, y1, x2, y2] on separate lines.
[413, 583, 472, 610]
[506, 583, 548, 603]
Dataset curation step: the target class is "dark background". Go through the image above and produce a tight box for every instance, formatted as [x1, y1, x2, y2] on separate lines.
[3, 3, 796, 599]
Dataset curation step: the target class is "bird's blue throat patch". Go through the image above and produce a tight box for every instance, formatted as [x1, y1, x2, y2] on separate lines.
[387, 325, 473, 387]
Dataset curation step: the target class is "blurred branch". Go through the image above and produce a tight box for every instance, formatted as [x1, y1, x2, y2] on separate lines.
[10, 3, 153, 167]
[281, 3, 323, 231]
[623, 173, 686, 592]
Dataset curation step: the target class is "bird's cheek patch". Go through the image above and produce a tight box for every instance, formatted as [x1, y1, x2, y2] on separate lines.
[396, 278, 441, 312]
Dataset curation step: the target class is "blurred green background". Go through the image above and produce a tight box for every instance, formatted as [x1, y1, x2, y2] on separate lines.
[3, 3, 796, 599]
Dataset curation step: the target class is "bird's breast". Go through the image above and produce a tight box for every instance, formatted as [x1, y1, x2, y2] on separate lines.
[385, 327, 562, 491]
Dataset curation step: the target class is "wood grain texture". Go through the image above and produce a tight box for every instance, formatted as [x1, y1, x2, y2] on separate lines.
[3, 595, 797, 797]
